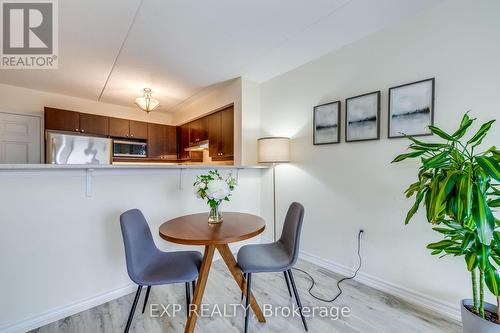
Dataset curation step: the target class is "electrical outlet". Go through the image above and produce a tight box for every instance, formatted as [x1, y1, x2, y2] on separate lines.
[359, 229, 366, 240]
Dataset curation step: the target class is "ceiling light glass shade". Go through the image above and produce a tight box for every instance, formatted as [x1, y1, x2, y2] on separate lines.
[135, 88, 160, 113]
[257, 137, 291, 163]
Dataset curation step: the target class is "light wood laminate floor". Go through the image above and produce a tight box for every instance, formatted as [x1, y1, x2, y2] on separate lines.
[30, 259, 461, 333]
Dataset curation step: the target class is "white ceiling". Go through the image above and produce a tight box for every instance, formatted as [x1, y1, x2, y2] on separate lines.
[0, 0, 441, 112]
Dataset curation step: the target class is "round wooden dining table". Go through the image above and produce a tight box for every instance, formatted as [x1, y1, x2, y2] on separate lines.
[159, 212, 266, 333]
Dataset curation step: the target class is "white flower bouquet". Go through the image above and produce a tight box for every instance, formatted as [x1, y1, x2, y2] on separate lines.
[193, 170, 237, 223]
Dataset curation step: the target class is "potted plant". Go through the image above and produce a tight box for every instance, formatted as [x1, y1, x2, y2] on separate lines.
[392, 113, 500, 332]
[194, 170, 237, 224]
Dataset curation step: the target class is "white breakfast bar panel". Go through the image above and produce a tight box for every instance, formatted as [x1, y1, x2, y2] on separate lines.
[0, 165, 265, 333]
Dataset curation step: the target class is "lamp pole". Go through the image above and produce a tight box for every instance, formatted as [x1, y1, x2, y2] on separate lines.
[256, 137, 290, 243]
[272, 162, 277, 242]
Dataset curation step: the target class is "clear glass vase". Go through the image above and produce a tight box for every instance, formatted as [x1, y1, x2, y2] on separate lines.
[208, 203, 223, 224]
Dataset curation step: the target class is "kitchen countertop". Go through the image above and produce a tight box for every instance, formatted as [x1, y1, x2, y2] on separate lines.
[0, 163, 268, 170]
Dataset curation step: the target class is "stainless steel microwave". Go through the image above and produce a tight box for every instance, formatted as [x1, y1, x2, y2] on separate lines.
[113, 139, 147, 158]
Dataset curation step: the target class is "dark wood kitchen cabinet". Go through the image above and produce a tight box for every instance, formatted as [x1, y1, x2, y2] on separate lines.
[207, 112, 221, 158]
[147, 123, 165, 158]
[208, 106, 234, 159]
[44, 107, 80, 133]
[178, 124, 190, 160]
[43, 104, 235, 162]
[166, 125, 177, 155]
[188, 117, 208, 145]
[109, 117, 130, 138]
[147, 124, 176, 158]
[220, 106, 234, 158]
[45, 107, 109, 136]
[79, 113, 108, 136]
[129, 120, 148, 140]
[109, 118, 148, 139]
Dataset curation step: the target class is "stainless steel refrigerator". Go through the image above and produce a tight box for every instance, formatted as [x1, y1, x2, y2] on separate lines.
[46, 131, 112, 165]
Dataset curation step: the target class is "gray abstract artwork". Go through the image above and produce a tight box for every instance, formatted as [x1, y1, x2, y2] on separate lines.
[314, 102, 339, 144]
[389, 79, 434, 137]
[346, 92, 379, 141]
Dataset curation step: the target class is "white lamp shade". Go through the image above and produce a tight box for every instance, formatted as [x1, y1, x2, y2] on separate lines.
[257, 137, 290, 163]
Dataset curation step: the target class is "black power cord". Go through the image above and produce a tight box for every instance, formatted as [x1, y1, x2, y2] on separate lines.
[292, 230, 363, 303]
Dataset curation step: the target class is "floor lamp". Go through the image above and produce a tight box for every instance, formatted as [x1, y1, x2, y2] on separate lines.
[257, 137, 291, 241]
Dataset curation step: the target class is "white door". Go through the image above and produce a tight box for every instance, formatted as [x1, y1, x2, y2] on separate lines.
[0, 112, 41, 164]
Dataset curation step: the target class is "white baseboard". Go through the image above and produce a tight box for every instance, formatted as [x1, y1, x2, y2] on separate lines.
[1, 239, 459, 333]
[0, 240, 256, 333]
[299, 250, 461, 321]
[0, 283, 137, 333]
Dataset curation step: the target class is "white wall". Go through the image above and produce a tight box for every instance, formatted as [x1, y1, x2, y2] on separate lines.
[0, 83, 173, 125]
[260, 0, 500, 314]
[240, 78, 261, 166]
[0, 168, 262, 332]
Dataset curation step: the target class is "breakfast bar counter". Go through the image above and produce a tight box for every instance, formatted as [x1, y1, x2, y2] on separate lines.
[0, 163, 267, 170]
[0, 164, 266, 332]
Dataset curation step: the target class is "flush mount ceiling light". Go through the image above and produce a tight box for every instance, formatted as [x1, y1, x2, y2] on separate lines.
[135, 88, 160, 113]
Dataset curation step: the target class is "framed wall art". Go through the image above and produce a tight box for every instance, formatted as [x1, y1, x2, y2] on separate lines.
[313, 101, 340, 145]
[345, 91, 380, 142]
[388, 78, 435, 138]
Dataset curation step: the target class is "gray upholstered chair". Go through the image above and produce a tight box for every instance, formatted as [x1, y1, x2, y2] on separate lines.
[237, 202, 307, 333]
[120, 209, 202, 333]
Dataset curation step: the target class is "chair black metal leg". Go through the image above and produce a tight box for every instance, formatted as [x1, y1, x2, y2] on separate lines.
[241, 273, 247, 300]
[141, 286, 151, 314]
[124, 285, 142, 333]
[185, 282, 191, 316]
[191, 280, 196, 296]
[244, 273, 252, 333]
[287, 270, 308, 331]
[283, 271, 292, 297]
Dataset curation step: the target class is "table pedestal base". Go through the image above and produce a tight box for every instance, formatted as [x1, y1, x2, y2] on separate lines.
[184, 244, 266, 333]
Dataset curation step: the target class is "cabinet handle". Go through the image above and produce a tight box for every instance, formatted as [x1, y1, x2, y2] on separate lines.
[130, 134, 134, 137]
[81, 129, 85, 133]
[75, 128, 79, 132]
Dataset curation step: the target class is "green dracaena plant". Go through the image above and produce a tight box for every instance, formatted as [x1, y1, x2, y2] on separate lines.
[392, 113, 500, 319]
